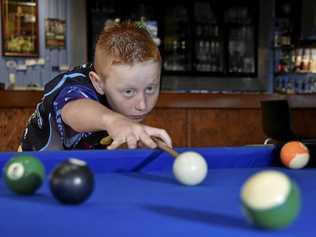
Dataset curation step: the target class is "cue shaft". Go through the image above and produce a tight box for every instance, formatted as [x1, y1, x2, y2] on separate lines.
[151, 137, 179, 158]
[100, 135, 179, 158]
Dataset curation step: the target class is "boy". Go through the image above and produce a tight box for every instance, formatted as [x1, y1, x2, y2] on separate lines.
[19, 21, 172, 151]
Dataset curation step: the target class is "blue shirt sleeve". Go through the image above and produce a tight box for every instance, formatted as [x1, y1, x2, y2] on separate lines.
[52, 85, 99, 148]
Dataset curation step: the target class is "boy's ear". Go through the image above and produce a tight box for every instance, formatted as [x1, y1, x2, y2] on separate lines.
[89, 71, 105, 95]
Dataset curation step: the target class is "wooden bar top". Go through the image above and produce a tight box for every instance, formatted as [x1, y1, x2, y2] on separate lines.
[1, 90, 316, 109]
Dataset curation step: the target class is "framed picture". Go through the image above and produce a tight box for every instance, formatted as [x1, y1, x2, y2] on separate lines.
[1, 0, 39, 57]
[45, 18, 66, 49]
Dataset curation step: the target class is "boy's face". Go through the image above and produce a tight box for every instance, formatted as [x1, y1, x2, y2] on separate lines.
[97, 61, 161, 122]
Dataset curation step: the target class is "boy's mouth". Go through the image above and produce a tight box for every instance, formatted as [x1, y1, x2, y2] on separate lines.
[128, 115, 146, 121]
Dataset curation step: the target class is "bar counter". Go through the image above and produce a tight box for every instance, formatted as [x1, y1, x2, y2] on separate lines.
[1, 90, 316, 151]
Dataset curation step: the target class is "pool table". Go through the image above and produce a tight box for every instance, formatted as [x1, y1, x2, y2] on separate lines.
[0, 145, 315, 237]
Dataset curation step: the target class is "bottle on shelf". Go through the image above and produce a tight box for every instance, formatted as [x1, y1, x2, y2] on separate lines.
[274, 23, 281, 47]
[280, 26, 291, 47]
[306, 48, 312, 72]
[299, 48, 305, 72]
[311, 49, 316, 73]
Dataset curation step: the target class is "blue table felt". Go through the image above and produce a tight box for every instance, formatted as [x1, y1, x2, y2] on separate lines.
[0, 146, 315, 237]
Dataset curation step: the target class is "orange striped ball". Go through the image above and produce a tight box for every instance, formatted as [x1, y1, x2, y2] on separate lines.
[280, 141, 310, 169]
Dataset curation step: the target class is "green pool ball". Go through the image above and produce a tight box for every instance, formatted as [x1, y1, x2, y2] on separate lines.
[3, 155, 45, 195]
[241, 170, 301, 229]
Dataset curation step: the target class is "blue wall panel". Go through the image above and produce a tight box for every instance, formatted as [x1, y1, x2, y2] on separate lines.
[0, 0, 87, 88]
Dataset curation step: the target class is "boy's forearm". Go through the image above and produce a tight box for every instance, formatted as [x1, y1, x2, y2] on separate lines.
[61, 98, 119, 133]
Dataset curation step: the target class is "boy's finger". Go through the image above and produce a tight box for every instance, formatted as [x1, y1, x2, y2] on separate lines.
[107, 140, 122, 150]
[126, 136, 138, 149]
[145, 127, 172, 148]
[139, 133, 157, 149]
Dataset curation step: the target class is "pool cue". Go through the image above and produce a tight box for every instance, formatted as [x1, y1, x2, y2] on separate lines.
[151, 137, 178, 158]
[100, 135, 178, 158]
[100, 136, 113, 146]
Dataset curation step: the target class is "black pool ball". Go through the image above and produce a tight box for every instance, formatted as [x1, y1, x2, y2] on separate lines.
[49, 158, 94, 205]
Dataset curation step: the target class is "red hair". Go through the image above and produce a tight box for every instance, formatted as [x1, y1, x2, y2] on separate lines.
[94, 21, 161, 69]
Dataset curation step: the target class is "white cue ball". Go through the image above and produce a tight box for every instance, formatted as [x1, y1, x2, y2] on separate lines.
[173, 151, 208, 186]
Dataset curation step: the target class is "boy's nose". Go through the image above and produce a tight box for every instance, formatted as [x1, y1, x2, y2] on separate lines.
[135, 94, 146, 111]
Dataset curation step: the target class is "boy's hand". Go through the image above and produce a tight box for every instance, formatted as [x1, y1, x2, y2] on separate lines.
[105, 116, 172, 150]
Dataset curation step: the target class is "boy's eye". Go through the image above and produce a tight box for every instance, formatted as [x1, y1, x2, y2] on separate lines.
[145, 85, 157, 94]
[123, 89, 136, 97]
